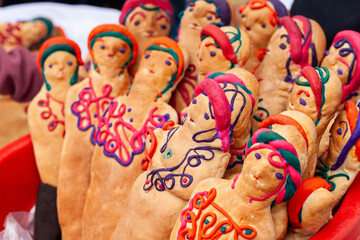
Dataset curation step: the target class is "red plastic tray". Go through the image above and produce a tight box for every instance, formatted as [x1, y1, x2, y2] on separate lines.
[0, 135, 359, 238]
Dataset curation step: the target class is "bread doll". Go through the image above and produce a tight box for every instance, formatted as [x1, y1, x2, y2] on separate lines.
[110, 71, 255, 240]
[288, 66, 342, 177]
[0, 17, 55, 52]
[82, 36, 185, 240]
[239, 0, 289, 74]
[57, 24, 137, 240]
[287, 100, 360, 239]
[252, 15, 326, 131]
[119, 0, 173, 76]
[170, 128, 302, 240]
[27, 37, 83, 240]
[197, 24, 251, 83]
[171, 0, 235, 115]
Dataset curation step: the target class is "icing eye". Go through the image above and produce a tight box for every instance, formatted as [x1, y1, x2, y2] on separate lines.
[67, 61, 73, 66]
[145, 53, 150, 59]
[337, 128, 343, 135]
[210, 51, 216, 57]
[165, 59, 171, 66]
[100, 45, 105, 49]
[160, 24, 167, 30]
[189, 7, 193, 12]
[255, 153, 261, 159]
[325, 50, 329, 56]
[241, 14, 245, 18]
[207, 16, 213, 21]
[48, 64, 52, 68]
[134, 20, 140, 26]
[261, 23, 266, 28]
[275, 173, 283, 180]
[192, 99, 197, 104]
[279, 43, 286, 50]
[299, 98, 307, 106]
[204, 113, 209, 120]
[119, 48, 126, 54]
[337, 69, 343, 75]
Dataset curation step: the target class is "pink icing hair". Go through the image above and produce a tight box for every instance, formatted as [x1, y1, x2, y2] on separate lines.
[194, 78, 231, 152]
[332, 30, 360, 102]
[301, 66, 323, 120]
[119, 0, 174, 24]
[200, 24, 238, 64]
[279, 15, 312, 68]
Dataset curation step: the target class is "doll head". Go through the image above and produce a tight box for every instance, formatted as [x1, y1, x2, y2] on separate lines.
[321, 30, 360, 102]
[120, 0, 173, 41]
[243, 128, 301, 204]
[329, 101, 360, 170]
[288, 66, 342, 136]
[37, 37, 83, 91]
[239, 0, 288, 49]
[198, 25, 250, 81]
[88, 24, 138, 76]
[135, 36, 184, 102]
[21, 17, 54, 50]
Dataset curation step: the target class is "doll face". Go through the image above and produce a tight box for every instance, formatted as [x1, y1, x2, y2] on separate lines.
[43, 51, 77, 82]
[21, 20, 48, 46]
[328, 111, 351, 160]
[92, 36, 131, 70]
[239, 3, 278, 49]
[321, 42, 356, 87]
[198, 37, 231, 77]
[242, 147, 285, 195]
[265, 26, 292, 70]
[125, 4, 171, 40]
[180, 0, 222, 31]
[288, 80, 318, 123]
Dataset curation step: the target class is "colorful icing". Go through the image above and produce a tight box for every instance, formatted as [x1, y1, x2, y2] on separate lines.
[295, 66, 330, 126]
[315, 158, 350, 191]
[288, 177, 331, 229]
[332, 31, 360, 102]
[177, 188, 257, 240]
[38, 93, 65, 137]
[228, 143, 246, 169]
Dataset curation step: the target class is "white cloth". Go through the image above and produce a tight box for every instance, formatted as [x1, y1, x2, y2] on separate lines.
[0, 2, 121, 59]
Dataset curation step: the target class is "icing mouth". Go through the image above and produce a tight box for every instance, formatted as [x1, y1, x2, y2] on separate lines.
[189, 23, 200, 30]
[107, 54, 113, 58]
[149, 70, 155, 74]
[143, 30, 155, 37]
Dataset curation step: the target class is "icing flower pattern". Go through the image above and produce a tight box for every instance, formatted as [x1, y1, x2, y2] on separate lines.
[38, 93, 65, 137]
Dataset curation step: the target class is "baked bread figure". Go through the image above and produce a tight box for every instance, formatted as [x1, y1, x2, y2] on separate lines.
[57, 24, 137, 240]
[197, 24, 251, 83]
[171, 0, 235, 115]
[287, 100, 360, 240]
[110, 71, 255, 240]
[28, 37, 83, 187]
[318, 30, 360, 154]
[0, 17, 55, 52]
[170, 128, 302, 240]
[239, 0, 289, 74]
[82, 37, 184, 240]
[288, 66, 342, 175]
[120, 0, 173, 76]
[252, 16, 326, 131]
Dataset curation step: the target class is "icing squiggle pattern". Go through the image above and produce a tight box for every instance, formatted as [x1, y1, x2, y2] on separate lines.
[71, 77, 114, 144]
[95, 102, 170, 166]
[177, 188, 257, 240]
[38, 93, 65, 137]
[315, 158, 350, 191]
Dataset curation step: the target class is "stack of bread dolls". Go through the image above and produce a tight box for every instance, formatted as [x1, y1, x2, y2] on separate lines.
[21, 0, 360, 239]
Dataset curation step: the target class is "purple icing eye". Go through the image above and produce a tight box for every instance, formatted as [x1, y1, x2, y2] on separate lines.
[210, 51, 216, 57]
[207, 16, 213, 21]
[279, 43, 286, 50]
[261, 24, 266, 28]
[325, 50, 329, 56]
[100, 45, 105, 49]
[337, 128, 343, 135]
[119, 48, 126, 54]
[337, 69, 343, 75]
[192, 99, 197, 104]
[189, 7, 193, 12]
[255, 153, 261, 159]
[165, 59, 171, 66]
[160, 24, 167, 30]
[299, 98, 307, 106]
[127, 108, 132, 112]
[134, 20, 140, 26]
[241, 14, 245, 18]
[67, 61, 73, 66]
[48, 64, 52, 68]
[275, 173, 283, 180]
[145, 53, 150, 59]
[204, 113, 209, 120]
[130, 118, 133, 122]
